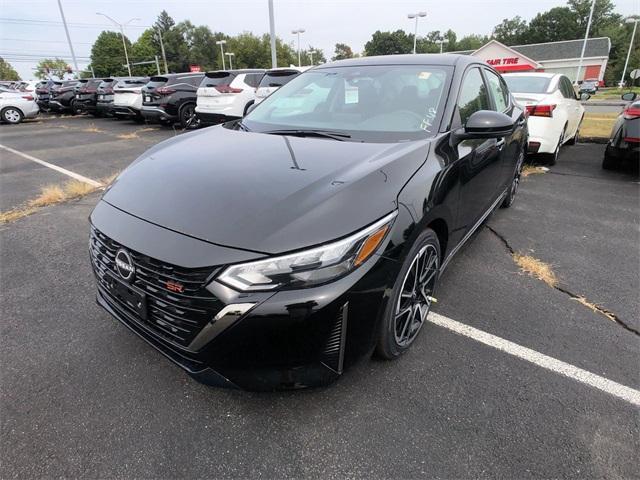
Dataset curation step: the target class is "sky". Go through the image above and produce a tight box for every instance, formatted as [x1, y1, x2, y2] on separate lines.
[1, 0, 638, 79]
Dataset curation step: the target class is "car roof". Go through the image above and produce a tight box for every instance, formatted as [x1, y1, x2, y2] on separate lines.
[317, 53, 478, 69]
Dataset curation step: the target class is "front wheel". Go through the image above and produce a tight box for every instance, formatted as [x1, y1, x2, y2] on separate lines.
[1, 107, 24, 124]
[501, 147, 525, 208]
[180, 104, 199, 129]
[376, 229, 440, 360]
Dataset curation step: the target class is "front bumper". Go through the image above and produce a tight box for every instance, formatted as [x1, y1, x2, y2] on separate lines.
[89, 200, 397, 390]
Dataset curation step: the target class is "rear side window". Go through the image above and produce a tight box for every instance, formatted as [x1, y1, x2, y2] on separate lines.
[485, 70, 509, 111]
[146, 76, 169, 89]
[200, 73, 236, 88]
[244, 73, 263, 88]
[560, 77, 576, 99]
[259, 71, 300, 88]
[457, 68, 490, 124]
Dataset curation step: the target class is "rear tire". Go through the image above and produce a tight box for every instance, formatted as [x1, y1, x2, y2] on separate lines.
[376, 228, 440, 360]
[566, 117, 582, 145]
[546, 127, 566, 166]
[1, 107, 24, 124]
[501, 146, 525, 208]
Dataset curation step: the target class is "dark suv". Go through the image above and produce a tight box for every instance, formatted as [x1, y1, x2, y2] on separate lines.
[95, 78, 118, 116]
[35, 80, 59, 112]
[74, 78, 103, 115]
[141, 73, 204, 128]
[49, 80, 80, 113]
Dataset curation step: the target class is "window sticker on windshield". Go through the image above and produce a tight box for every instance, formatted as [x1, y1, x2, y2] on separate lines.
[345, 86, 359, 104]
[418, 72, 432, 80]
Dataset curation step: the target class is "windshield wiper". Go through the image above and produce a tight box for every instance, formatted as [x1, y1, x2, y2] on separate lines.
[237, 120, 251, 132]
[262, 129, 351, 141]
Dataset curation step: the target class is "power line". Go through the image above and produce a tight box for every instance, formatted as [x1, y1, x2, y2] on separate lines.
[0, 17, 151, 29]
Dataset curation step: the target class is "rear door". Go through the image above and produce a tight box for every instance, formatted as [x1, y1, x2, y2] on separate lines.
[454, 66, 505, 234]
[559, 75, 582, 137]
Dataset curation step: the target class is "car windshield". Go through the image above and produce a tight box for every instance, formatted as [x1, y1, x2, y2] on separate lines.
[243, 65, 451, 142]
[503, 76, 551, 94]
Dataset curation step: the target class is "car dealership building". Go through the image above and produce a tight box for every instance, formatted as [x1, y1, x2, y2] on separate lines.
[452, 37, 611, 84]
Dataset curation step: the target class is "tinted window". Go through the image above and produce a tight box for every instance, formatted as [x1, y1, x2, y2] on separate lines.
[200, 72, 235, 88]
[146, 77, 169, 89]
[244, 73, 263, 88]
[457, 68, 490, 124]
[485, 70, 509, 111]
[503, 75, 551, 94]
[244, 65, 450, 142]
[562, 77, 576, 99]
[259, 70, 300, 88]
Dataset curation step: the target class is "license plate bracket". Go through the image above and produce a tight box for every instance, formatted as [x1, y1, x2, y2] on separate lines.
[106, 272, 147, 320]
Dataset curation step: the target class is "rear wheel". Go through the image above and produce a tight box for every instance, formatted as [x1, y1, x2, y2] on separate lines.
[546, 127, 566, 166]
[1, 107, 23, 124]
[566, 117, 582, 145]
[180, 104, 199, 129]
[376, 229, 440, 360]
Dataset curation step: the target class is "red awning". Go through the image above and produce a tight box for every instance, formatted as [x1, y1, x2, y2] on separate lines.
[492, 63, 535, 72]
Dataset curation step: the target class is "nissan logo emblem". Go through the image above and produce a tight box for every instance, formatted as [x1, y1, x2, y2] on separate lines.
[115, 249, 135, 281]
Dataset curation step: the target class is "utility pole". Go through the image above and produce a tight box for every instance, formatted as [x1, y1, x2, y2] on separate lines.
[268, 0, 277, 68]
[155, 56, 161, 75]
[408, 12, 427, 54]
[156, 29, 168, 74]
[56, 0, 79, 73]
[309, 51, 314, 65]
[216, 40, 227, 69]
[575, 0, 596, 85]
[292, 29, 305, 67]
[620, 17, 639, 88]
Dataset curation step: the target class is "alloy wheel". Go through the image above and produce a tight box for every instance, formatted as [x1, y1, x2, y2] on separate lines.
[394, 244, 439, 347]
[511, 150, 525, 198]
[3, 108, 21, 123]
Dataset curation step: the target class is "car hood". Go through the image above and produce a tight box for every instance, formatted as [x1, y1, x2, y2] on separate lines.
[102, 126, 431, 254]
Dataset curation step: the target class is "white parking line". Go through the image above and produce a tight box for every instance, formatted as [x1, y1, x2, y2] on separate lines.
[427, 312, 640, 407]
[0, 143, 102, 188]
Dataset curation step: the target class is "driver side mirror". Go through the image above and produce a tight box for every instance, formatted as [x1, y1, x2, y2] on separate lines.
[622, 92, 637, 102]
[454, 110, 515, 142]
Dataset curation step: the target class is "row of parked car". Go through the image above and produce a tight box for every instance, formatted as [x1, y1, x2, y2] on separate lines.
[15, 66, 307, 128]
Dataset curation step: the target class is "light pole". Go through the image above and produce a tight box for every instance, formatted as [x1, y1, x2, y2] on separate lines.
[435, 38, 448, 54]
[407, 12, 427, 54]
[308, 51, 314, 65]
[268, 0, 277, 68]
[620, 17, 639, 88]
[216, 40, 227, 70]
[96, 13, 139, 76]
[225, 52, 235, 70]
[574, 0, 596, 85]
[292, 28, 305, 67]
[155, 28, 168, 74]
[56, 0, 78, 74]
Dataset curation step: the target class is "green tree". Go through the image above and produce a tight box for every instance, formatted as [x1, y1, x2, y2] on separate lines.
[182, 22, 219, 71]
[131, 28, 160, 75]
[568, 0, 620, 36]
[0, 57, 20, 80]
[332, 43, 354, 61]
[493, 16, 528, 45]
[601, 17, 640, 86]
[302, 46, 326, 65]
[154, 10, 175, 34]
[34, 58, 68, 80]
[364, 30, 413, 56]
[527, 7, 581, 43]
[456, 34, 489, 51]
[90, 31, 131, 77]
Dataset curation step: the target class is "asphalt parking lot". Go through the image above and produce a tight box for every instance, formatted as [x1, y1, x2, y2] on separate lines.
[1, 115, 639, 478]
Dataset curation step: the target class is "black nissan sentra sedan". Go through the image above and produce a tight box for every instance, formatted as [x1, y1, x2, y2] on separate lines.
[90, 54, 527, 390]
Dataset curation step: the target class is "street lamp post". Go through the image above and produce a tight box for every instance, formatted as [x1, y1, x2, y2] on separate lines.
[96, 13, 139, 76]
[435, 38, 448, 54]
[574, 0, 596, 85]
[309, 51, 314, 65]
[407, 12, 427, 54]
[216, 40, 227, 70]
[292, 28, 305, 67]
[620, 17, 639, 88]
[225, 52, 235, 70]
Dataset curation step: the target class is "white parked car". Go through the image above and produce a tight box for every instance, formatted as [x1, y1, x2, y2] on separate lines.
[254, 67, 308, 104]
[112, 77, 149, 122]
[0, 89, 39, 124]
[503, 72, 585, 164]
[195, 69, 265, 124]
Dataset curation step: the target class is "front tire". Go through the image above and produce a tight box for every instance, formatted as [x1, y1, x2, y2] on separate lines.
[1, 107, 24, 124]
[376, 228, 440, 360]
[501, 146, 525, 208]
[180, 104, 199, 129]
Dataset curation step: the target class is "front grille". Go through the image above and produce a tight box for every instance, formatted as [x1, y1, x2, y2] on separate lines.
[90, 226, 224, 349]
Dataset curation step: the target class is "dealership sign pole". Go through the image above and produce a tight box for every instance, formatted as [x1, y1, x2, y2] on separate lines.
[574, 0, 596, 85]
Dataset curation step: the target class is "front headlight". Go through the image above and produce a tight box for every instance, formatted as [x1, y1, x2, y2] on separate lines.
[217, 211, 398, 292]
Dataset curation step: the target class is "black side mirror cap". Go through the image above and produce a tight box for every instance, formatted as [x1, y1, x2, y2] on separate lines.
[455, 110, 515, 141]
[622, 92, 637, 102]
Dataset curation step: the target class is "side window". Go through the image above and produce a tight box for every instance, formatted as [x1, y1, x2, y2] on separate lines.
[244, 74, 261, 88]
[485, 70, 509, 111]
[457, 68, 490, 124]
[564, 77, 576, 99]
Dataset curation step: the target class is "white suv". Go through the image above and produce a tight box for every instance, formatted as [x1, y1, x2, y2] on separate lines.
[254, 67, 308, 104]
[195, 69, 264, 124]
[112, 77, 149, 122]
